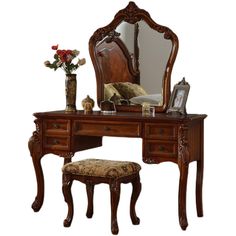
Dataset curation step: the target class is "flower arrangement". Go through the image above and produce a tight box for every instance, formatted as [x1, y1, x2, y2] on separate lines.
[44, 45, 86, 75]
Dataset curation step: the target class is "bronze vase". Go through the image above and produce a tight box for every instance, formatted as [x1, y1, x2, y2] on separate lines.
[65, 74, 77, 112]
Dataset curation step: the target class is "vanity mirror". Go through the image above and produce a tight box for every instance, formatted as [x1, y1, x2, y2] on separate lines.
[89, 1, 179, 112]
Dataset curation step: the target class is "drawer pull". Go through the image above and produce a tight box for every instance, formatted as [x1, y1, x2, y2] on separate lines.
[159, 145, 165, 151]
[159, 128, 164, 134]
[104, 126, 111, 131]
[53, 139, 59, 145]
[53, 123, 60, 129]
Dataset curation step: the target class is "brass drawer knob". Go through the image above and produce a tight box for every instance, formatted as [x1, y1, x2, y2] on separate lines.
[159, 128, 164, 135]
[104, 126, 111, 131]
[53, 123, 60, 129]
[53, 139, 59, 145]
[159, 145, 165, 151]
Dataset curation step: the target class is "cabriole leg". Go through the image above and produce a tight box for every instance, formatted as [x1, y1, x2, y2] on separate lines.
[62, 174, 74, 227]
[130, 174, 141, 225]
[86, 183, 95, 218]
[28, 132, 44, 212]
[110, 181, 121, 235]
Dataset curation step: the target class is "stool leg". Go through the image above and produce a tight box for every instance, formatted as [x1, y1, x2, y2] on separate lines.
[110, 181, 121, 235]
[130, 174, 141, 225]
[86, 183, 94, 218]
[62, 174, 74, 227]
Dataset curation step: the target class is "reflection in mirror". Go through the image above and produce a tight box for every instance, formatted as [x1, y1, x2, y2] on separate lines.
[89, 1, 179, 112]
[115, 21, 173, 105]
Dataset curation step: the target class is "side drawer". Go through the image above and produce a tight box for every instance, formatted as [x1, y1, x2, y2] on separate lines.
[144, 140, 177, 158]
[44, 136, 70, 150]
[74, 121, 141, 137]
[43, 119, 70, 134]
[144, 123, 178, 140]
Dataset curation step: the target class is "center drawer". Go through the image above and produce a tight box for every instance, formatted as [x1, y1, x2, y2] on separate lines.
[74, 121, 141, 137]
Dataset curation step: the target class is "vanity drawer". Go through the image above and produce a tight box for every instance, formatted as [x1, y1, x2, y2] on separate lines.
[144, 140, 177, 158]
[74, 121, 141, 137]
[144, 123, 177, 140]
[44, 119, 70, 134]
[44, 136, 70, 150]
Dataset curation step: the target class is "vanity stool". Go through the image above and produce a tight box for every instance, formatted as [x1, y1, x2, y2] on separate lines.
[62, 159, 142, 235]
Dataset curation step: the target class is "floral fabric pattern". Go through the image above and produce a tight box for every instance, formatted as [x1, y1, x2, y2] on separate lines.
[62, 159, 141, 178]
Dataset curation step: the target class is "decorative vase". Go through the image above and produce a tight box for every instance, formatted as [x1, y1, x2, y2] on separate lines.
[65, 74, 77, 112]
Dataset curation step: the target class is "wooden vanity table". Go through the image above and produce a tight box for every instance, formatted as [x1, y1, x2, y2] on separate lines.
[29, 110, 206, 230]
[29, 2, 207, 231]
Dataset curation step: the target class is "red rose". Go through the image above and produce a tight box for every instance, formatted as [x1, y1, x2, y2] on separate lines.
[51, 45, 58, 50]
[57, 50, 67, 62]
[66, 50, 72, 55]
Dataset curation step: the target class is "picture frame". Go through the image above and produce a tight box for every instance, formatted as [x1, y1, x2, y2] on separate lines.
[167, 78, 190, 115]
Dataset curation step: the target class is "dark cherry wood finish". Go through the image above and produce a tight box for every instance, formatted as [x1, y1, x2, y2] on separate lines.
[62, 172, 141, 235]
[89, 1, 179, 112]
[28, 110, 206, 230]
[95, 35, 139, 84]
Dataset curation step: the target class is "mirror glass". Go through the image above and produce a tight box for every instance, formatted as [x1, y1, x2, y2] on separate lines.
[89, 1, 178, 112]
[115, 21, 173, 105]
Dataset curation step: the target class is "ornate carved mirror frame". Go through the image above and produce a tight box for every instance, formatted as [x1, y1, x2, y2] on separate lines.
[89, 1, 179, 112]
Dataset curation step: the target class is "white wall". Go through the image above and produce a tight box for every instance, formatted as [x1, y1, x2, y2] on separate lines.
[1, 0, 236, 235]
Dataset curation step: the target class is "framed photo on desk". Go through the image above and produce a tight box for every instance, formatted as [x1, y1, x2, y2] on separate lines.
[167, 78, 190, 115]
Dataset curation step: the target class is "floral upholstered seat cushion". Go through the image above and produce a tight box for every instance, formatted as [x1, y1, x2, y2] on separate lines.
[62, 159, 141, 178]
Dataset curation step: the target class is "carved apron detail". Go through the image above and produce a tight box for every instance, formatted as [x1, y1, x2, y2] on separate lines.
[28, 119, 42, 158]
[178, 125, 190, 166]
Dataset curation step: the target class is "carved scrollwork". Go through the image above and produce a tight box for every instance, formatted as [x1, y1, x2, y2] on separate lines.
[105, 30, 121, 43]
[91, 27, 113, 42]
[90, 2, 177, 44]
[59, 152, 74, 159]
[63, 173, 72, 185]
[178, 125, 190, 165]
[28, 119, 42, 158]
[115, 1, 149, 24]
[143, 157, 159, 164]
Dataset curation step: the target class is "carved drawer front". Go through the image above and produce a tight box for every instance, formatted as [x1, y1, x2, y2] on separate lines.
[74, 121, 141, 137]
[144, 140, 177, 158]
[144, 123, 177, 140]
[44, 136, 70, 150]
[44, 119, 70, 134]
